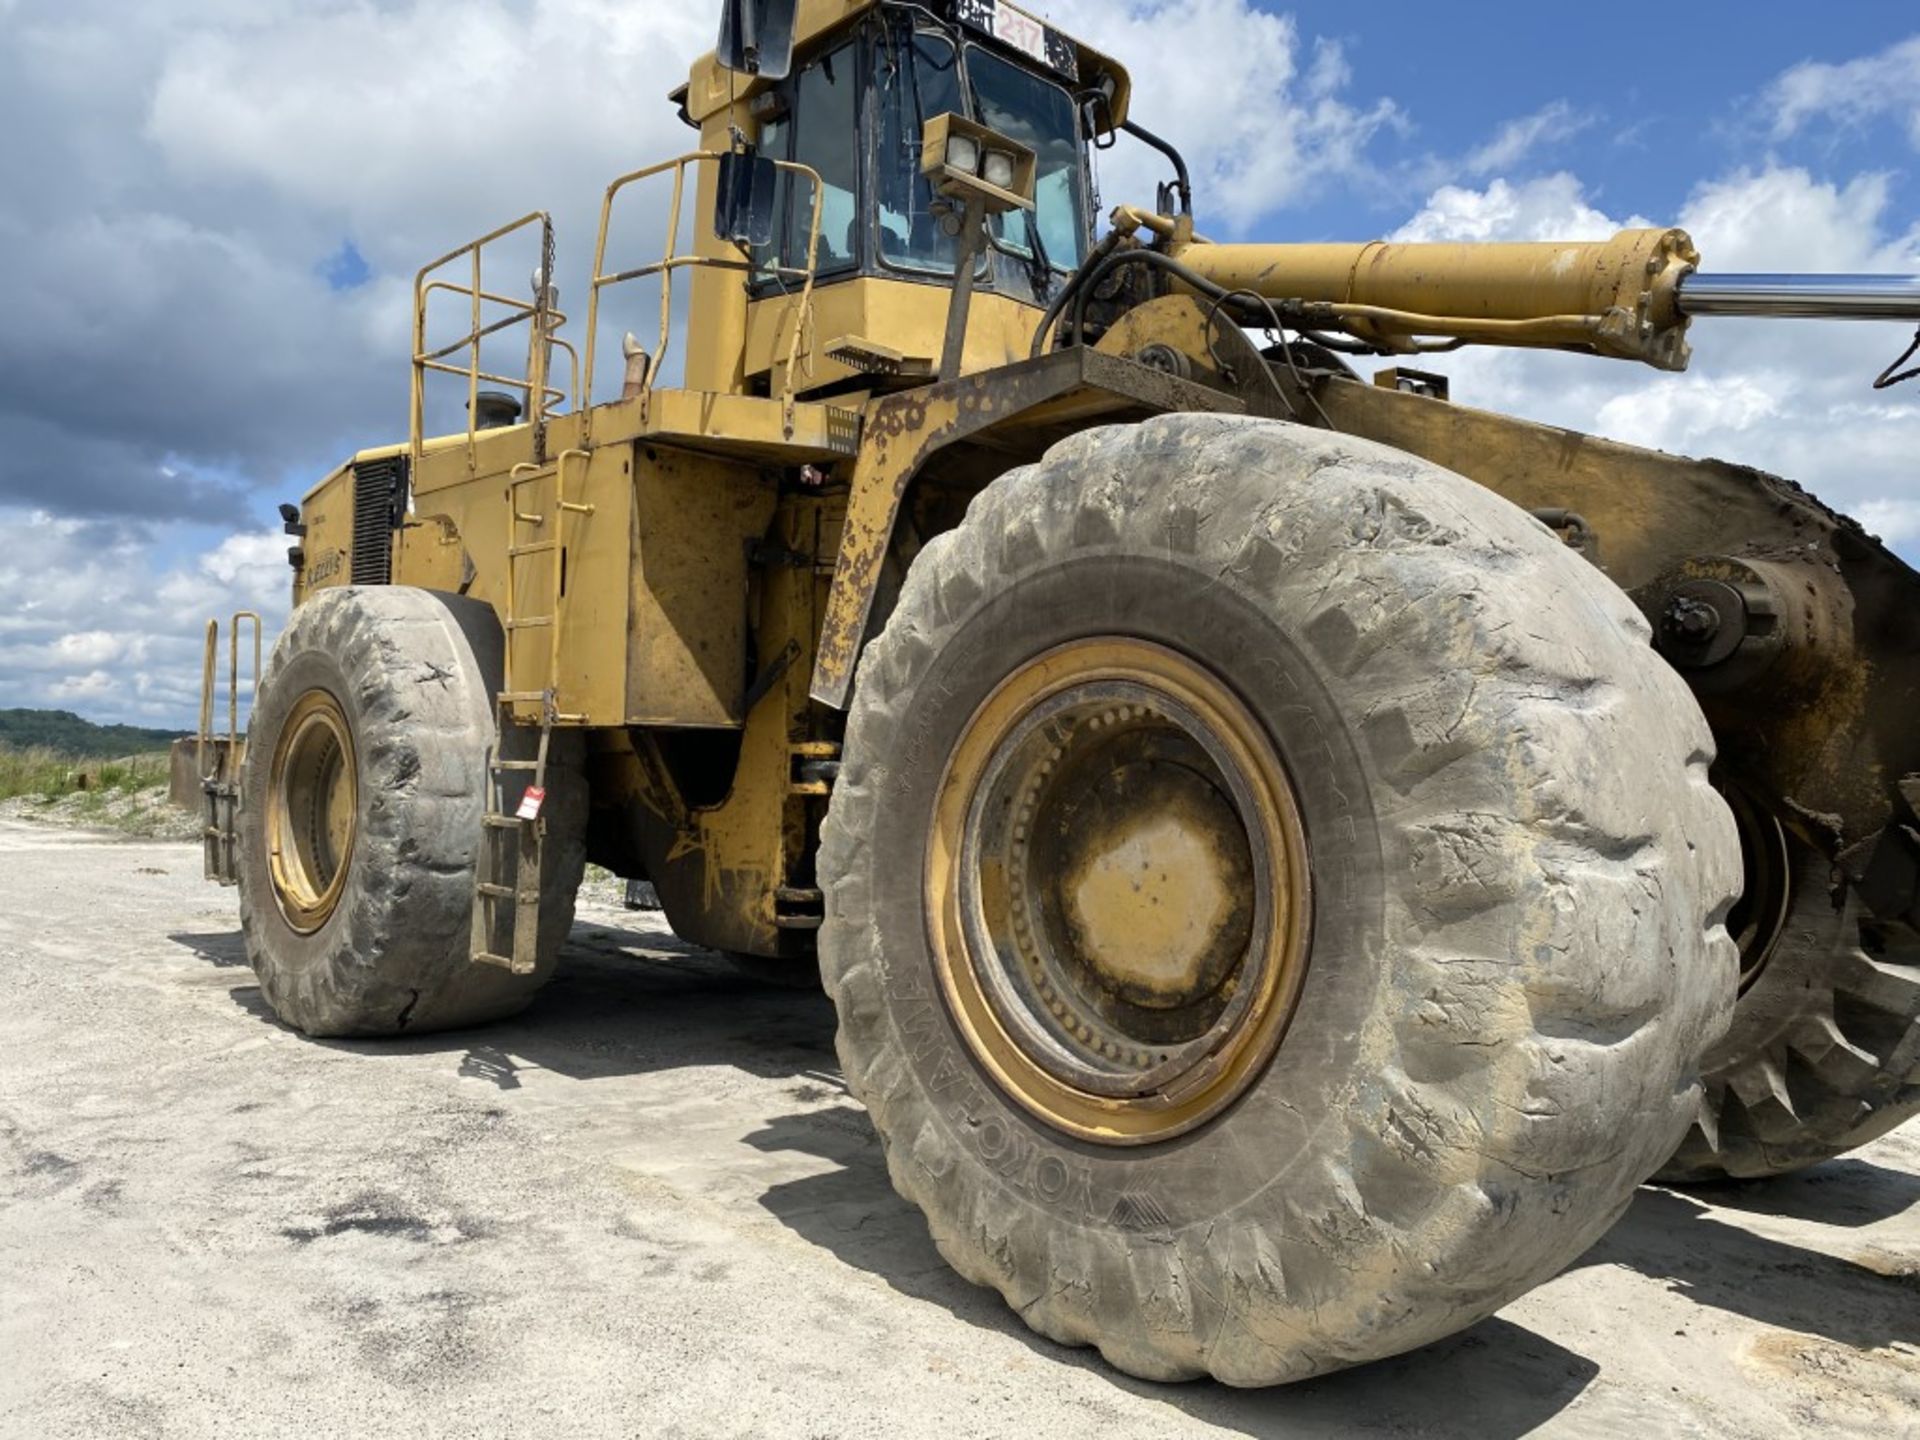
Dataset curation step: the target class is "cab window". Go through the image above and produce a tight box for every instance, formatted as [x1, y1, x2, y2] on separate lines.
[789, 43, 859, 272]
[753, 42, 860, 279]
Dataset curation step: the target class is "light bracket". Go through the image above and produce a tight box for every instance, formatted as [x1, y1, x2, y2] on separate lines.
[919, 113, 1036, 216]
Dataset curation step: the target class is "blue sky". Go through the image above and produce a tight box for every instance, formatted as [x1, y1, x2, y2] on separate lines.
[0, 1, 1914, 728]
[1293, 4, 1917, 233]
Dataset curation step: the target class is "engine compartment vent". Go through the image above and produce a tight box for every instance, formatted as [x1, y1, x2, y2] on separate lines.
[350, 456, 409, 586]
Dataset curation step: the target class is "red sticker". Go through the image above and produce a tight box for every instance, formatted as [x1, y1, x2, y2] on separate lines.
[516, 786, 547, 821]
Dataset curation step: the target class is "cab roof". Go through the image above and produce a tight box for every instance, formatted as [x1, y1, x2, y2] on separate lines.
[677, 0, 1132, 131]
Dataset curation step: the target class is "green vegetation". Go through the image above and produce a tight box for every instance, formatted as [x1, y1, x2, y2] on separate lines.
[0, 745, 170, 802]
[0, 744, 190, 838]
[0, 708, 187, 758]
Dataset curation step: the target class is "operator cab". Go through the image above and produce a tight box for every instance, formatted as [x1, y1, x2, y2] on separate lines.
[749, 10, 1092, 302]
[681, 0, 1130, 397]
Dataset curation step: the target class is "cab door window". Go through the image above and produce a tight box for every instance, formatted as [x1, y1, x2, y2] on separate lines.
[788, 42, 859, 272]
[874, 29, 966, 274]
[752, 41, 860, 280]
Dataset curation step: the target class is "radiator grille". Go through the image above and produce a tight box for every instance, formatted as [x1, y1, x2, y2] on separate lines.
[350, 456, 408, 585]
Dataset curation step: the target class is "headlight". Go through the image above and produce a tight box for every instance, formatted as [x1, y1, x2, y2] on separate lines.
[946, 133, 981, 174]
[982, 150, 1016, 190]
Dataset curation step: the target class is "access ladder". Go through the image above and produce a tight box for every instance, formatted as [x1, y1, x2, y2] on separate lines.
[470, 449, 593, 974]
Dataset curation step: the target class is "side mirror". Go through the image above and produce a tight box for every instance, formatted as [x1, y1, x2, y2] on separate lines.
[714, 147, 780, 249]
[717, 0, 797, 81]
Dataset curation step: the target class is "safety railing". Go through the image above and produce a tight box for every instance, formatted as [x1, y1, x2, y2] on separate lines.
[197, 611, 260, 886]
[410, 212, 581, 470]
[583, 151, 824, 436]
[197, 612, 261, 783]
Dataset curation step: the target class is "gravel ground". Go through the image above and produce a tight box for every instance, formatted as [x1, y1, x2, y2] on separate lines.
[0, 818, 1915, 1439]
[0, 785, 200, 842]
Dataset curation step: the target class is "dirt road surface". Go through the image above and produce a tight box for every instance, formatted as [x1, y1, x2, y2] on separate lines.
[1, 819, 1915, 1438]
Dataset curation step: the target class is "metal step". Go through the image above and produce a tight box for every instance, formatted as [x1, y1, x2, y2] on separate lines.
[472, 950, 534, 975]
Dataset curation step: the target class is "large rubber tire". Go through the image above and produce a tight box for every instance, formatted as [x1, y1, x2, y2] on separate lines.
[819, 414, 1740, 1385]
[237, 586, 586, 1037]
[1660, 830, 1920, 1181]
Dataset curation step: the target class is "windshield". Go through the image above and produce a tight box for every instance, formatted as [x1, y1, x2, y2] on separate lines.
[874, 26, 1090, 280]
[968, 46, 1088, 273]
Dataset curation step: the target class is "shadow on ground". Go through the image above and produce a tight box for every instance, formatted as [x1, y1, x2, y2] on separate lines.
[1576, 1186, 1919, 1351]
[167, 931, 250, 968]
[186, 915, 845, 1091]
[747, 1102, 1601, 1438]
[174, 913, 1919, 1433]
[1679, 1160, 1920, 1228]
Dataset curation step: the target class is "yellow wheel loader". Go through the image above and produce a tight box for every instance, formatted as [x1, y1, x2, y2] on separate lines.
[196, 0, 1920, 1384]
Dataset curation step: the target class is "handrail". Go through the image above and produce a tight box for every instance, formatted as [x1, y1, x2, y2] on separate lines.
[196, 619, 217, 785]
[410, 212, 573, 471]
[197, 612, 262, 785]
[583, 151, 825, 438]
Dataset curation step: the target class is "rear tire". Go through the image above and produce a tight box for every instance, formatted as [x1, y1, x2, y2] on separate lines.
[819, 414, 1740, 1384]
[237, 586, 586, 1037]
[1660, 806, 1920, 1182]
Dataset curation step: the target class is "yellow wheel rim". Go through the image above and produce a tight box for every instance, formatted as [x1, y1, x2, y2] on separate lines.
[926, 638, 1313, 1146]
[267, 689, 358, 934]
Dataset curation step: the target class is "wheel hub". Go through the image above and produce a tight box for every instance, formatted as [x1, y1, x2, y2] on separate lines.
[928, 639, 1312, 1145]
[1053, 754, 1252, 1011]
[267, 688, 358, 934]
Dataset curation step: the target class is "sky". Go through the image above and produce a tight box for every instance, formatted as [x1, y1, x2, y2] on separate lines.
[1, 0, 1916, 729]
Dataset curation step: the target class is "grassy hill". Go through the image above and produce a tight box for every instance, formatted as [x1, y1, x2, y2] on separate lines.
[0, 708, 187, 758]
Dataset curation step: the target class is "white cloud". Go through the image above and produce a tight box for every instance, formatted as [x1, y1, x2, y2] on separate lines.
[48, 671, 115, 701]
[145, 0, 712, 271]
[1464, 101, 1591, 177]
[1392, 172, 1645, 244]
[1383, 167, 1920, 558]
[0, 512, 290, 727]
[1679, 167, 1916, 271]
[1856, 497, 1920, 546]
[1769, 35, 1920, 150]
[52, 631, 132, 668]
[1045, 0, 1404, 232]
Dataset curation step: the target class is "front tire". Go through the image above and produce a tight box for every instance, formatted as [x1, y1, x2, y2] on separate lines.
[819, 414, 1740, 1384]
[237, 587, 586, 1037]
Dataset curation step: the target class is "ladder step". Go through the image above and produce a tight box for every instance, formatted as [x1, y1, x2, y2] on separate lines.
[476, 882, 539, 903]
[472, 951, 520, 972]
[491, 759, 541, 771]
[482, 814, 524, 827]
[509, 541, 559, 557]
[496, 691, 550, 703]
[505, 617, 554, 630]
